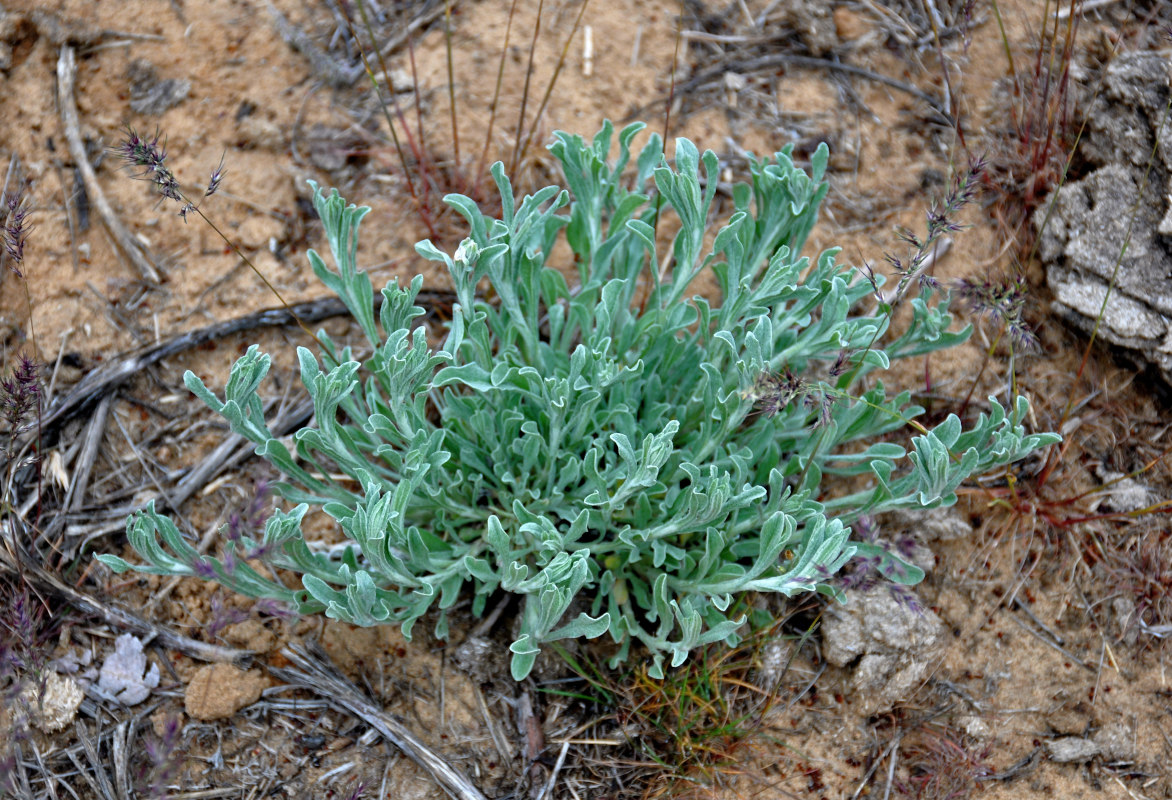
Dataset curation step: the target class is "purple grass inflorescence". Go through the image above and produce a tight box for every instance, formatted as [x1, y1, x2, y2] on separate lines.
[2, 355, 39, 434]
[817, 517, 924, 613]
[953, 272, 1039, 352]
[752, 369, 809, 418]
[887, 156, 986, 301]
[0, 581, 50, 792]
[1, 182, 31, 276]
[115, 127, 224, 222]
[2, 355, 41, 469]
[139, 713, 184, 800]
[206, 481, 296, 637]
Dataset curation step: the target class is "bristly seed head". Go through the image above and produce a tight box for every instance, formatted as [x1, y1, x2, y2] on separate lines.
[2, 182, 32, 276]
[116, 127, 181, 201]
[885, 155, 987, 303]
[750, 369, 809, 418]
[139, 713, 184, 800]
[206, 155, 226, 197]
[829, 349, 852, 378]
[1, 355, 40, 444]
[114, 127, 226, 221]
[954, 273, 1039, 352]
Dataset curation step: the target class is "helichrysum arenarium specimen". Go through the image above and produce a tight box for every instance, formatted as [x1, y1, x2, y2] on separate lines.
[99, 122, 1059, 680]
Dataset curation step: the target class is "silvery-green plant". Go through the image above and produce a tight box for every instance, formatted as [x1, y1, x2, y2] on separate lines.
[98, 122, 1059, 680]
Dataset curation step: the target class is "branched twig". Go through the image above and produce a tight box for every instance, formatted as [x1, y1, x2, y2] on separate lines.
[267, 1, 364, 87]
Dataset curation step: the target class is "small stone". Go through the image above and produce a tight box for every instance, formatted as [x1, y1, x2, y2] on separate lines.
[1046, 736, 1101, 763]
[185, 663, 266, 720]
[1045, 707, 1088, 736]
[1094, 466, 1152, 513]
[127, 59, 190, 116]
[377, 68, 414, 93]
[956, 714, 992, 740]
[889, 507, 973, 542]
[237, 116, 284, 151]
[98, 633, 159, 705]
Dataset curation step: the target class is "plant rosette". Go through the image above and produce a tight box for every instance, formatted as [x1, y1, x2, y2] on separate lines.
[99, 121, 1059, 680]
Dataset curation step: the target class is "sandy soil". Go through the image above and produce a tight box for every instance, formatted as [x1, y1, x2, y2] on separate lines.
[1, 0, 1170, 798]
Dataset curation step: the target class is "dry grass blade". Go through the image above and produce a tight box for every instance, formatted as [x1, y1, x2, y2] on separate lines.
[271, 640, 490, 800]
[342, 0, 441, 239]
[475, 0, 520, 194]
[74, 721, 118, 800]
[55, 46, 161, 284]
[63, 394, 110, 514]
[513, 0, 591, 174]
[508, 0, 545, 177]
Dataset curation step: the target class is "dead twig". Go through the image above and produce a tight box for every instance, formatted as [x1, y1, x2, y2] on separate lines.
[629, 52, 952, 125]
[851, 735, 901, 800]
[518, 689, 545, 796]
[271, 641, 490, 800]
[537, 740, 571, 800]
[978, 746, 1041, 781]
[167, 395, 313, 511]
[1008, 606, 1092, 670]
[0, 542, 252, 667]
[267, 0, 447, 87]
[74, 721, 119, 800]
[36, 289, 454, 437]
[266, 1, 363, 87]
[56, 45, 162, 284]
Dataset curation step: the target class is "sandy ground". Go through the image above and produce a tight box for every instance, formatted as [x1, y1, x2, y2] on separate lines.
[2, 0, 1171, 798]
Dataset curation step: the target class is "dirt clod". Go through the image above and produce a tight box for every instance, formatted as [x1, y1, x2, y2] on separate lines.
[222, 619, 279, 653]
[822, 586, 945, 715]
[22, 671, 84, 732]
[184, 663, 266, 720]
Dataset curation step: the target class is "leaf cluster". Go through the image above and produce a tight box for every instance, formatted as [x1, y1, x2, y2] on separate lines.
[99, 122, 1059, 680]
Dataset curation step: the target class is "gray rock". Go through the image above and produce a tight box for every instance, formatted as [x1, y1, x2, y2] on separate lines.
[1094, 465, 1153, 513]
[822, 586, 945, 715]
[97, 633, 159, 706]
[1036, 51, 1172, 385]
[1047, 736, 1101, 763]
